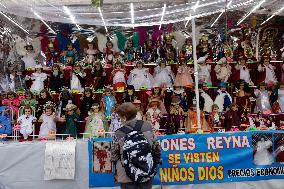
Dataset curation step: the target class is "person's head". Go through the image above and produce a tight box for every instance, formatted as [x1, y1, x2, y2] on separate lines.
[24, 105, 32, 116]
[84, 88, 93, 97]
[136, 61, 143, 69]
[106, 41, 113, 49]
[44, 105, 54, 116]
[67, 43, 73, 51]
[116, 102, 137, 123]
[91, 103, 100, 113]
[25, 90, 33, 100]
[7, 91, 16, 100]
[212, 104, 219, 113]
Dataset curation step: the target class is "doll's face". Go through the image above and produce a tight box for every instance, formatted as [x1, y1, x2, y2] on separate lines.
[7, 94, 14, 100]
[95, 63, 101, 70]
[152, 104, 158, 110]
[128, 89, 133, 96]
[67, 57, 73, 63]
[85, 91, 91, 97]
[160, 62, 166, 68]
[166, 38, 172, 45]
[186, 39, 192, 45]
[115, 63, 122, 69]
[25, 93, 31, 100]
[105, 91, 112, 96]
[134, 104, 141, 110]
[35, 68, 42, 73]
[67, 45, 73, 51]
[26, 47, 33, 53]
[127, 40, 133, 48]
[67, 110, 74, 115]
[213, 107, 219, 113]
[40, 92, 47, 99]
[154, 88, 160, 94]
[220, 87, 226, 91]
[88, 43, 94, 49]
[232, 105, 238, 111]
[137, 63, 143, 69]
[92, 107, 99, 113]
[106, 42, 113, 49]
[240, 59, 246, 65]
[24, 108, 32, 116]
[239, 84, 244, 90]
[45, 108, 53, 116]
[264, 58, 270, 65]
[147, 40, 152, 47]
[260, 86, 266, 91]
[53, 66, 59, 72]
[74, 66, 80, 72]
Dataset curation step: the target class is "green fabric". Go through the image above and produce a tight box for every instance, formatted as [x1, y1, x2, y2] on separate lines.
[132, 32, 139, 49]
[21, 99, 38, 107]
[65, 113, 79, 137]
[115, 31, 127, 51]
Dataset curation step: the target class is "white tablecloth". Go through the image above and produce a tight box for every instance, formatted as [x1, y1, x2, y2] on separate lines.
[0, 140, 283, 189]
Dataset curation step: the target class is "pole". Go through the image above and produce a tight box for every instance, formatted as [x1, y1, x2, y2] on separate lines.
[191, 17, 201, 130]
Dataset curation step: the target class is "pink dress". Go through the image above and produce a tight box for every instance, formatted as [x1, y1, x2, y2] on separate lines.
[150, 95, 167, 114]
[174, 65, 193, 87]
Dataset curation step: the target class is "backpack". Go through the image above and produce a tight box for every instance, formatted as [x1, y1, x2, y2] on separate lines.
[119, 120, 156, 183]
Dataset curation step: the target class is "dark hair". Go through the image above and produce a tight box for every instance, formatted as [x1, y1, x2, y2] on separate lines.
[116, 102, 137, 121]
[44, 105, 54, 112]
[24, 104, 32, 111]
[25, 90, 34, 98]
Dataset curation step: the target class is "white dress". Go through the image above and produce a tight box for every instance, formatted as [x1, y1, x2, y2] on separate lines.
[70, 72, 84, 92]
[254, 89, 271, 113]
[22, 53, 37, 69]
[86, 113, 105, 137]
[18, 115, 35, 138]
[258, 64, 278, 84]
[113, 69, 126, 85]
[254, 140, 273, 165]
[200, 90, 214, 112]
[127, 68, 154, 90]
[30, 72, 47, 93]
[214, 65, 232, 82]
[146, 108, 161, 131]
[153, 66, 175, 88]
[198, 64, 212, 84]
[214, 90, 232, 112]
[278, 89, 284, 112]
[39, 114, 56, 138]
[235, 64, 253, 85]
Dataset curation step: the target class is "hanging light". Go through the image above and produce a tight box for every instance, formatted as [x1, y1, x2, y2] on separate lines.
[32, 10, 56, 34]
[261, 6, 284, 25]
[237, 0, 265, 26]
[0, 11, 29, 34]
[159, 4, 167, 30]
[211, 10, 225, 27]
[63, 6, 81, 30]
[98, 7, 108, 33]
[130, 3, 134, 28]
[192, 0, 200, 12]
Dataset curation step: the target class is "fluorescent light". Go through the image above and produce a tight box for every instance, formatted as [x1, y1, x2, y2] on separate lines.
[159, 4, 167, 30]
[193, 0, 200, 12]
[98, 7, 108, 33]
[130, 3, 134, 27]
[211, 9, 224, 27]
[63, 6, 81, 30]
[237, 0, 265, 26]
[0, 1, 6, 8]
[0, 11, 29, 34]
[261, 6, 284, 25]
[185, 13, 192, 27]
[32, 10, 56, 34]
[227, 0, 233, 8]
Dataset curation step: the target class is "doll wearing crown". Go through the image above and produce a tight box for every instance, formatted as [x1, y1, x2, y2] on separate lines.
[21, 45, 37, 69]
[153, 60, 175, 88]
[45, 42, 59, 67]
[143, 38, 158, 63]
[29, 65, 48, 94]
[197, 56, 212, 85]
[84, 103, 105, 138]
[160, 35, 177, 63]
[254, 83, 271, 114]
[214, 57, 232, 82]
[70, 64, 85, 92]
[257, 56, 278, 85]
[146, 100, 162, 132]
[234, 56, 253, 85]
[181, 38, 193, 60]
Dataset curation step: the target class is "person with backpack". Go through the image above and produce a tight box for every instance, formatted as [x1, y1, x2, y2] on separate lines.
[111, 102, 161, 189]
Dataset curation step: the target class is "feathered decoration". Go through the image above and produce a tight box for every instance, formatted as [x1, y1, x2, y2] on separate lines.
[94, 32, 108, 52]
[132, 32, 139, 49]
[172, 31, 186, 50]
[115, 31, 127, 51]
[135, 27, 147, 46]
[152, 25, 162, 44]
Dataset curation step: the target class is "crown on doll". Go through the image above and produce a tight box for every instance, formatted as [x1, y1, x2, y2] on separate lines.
[43, 101, 57, 111]
[200, 34, 209, 42]
[165, 34, 174, 40]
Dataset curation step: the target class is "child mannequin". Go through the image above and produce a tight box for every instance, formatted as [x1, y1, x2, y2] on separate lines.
[38, 105, 57, 139]
[254, 82, 271, 114]
[153, 60, 175, 88]
[29, 65, 47, 94]
[101, 88, 116, 118]
[17, 105, 36, 141]
[84, 103, 105, 138]
[71, 64, 85, 92]
[174, 58, 193, 87]
[214, 57, 232, 82]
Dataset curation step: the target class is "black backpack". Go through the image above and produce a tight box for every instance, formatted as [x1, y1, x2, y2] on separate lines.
[119, 120, 156, 183]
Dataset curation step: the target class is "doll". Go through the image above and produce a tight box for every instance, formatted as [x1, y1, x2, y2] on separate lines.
[173, 85, 189, 112]
[112, 61, 126, 91]
[45, 42, 59, 67]
[92, 61, 106, 90]
[37, 89, 54, 117]
[257, 56, 278, 84]
[84, 103, 105, 138]
[153, 60, 175, 88]
[101, 88, 116, 118]
[250, 113, 276, 130]
[20, 90, 38, 107]
[214, 57, 232, 82]
[143, 38, 158, 63]
[133, 99, 144, 120]
[11, 65, 26, 91]
[224, 103, 241, 131]
[169, 95, 185, 134]
[234, 56, 253, 85]
[160, 35, 177, 63]
[146, 100, 162, 132]
[2, 91, 21, 119]
[127, 61, 154, 90]
[254, 82, 271, 114]
[122, 85, 137, 103]
[234, 80, 251, 113]
[65, 43, 79, 63]
[21, 45, 37, 69]
[29, 65, 47, 94]
[199, 84, 214, 113]
[62, 104, 79, 137]
[49, 64, 63, 92]
[174, 58, 193, 87]
[0, 73, 11, 92]
[149, 87, 167, 114]
[253, 137, 273, 165]
[214, 82, 232, 112]
[108, 108, 123, 138]
[0, 106, 12, 138]
[70, 64, 85, 92]
[277, 82, 284, 112]
[197, 35, 212, 58]
[103, 41, 115, 65]
[57, 89, 73, 117]
[197, 56, 212, 85]
[124, 39, 136, 63]
[186, 103, 209, 133]
[38, 104, 57, 139]
[85, 42, 100, 64]
[209, 104, 224, 132]
[181, 38, 193, 60]
[80, 88, 96, 121]
[17, 105, 36, 141]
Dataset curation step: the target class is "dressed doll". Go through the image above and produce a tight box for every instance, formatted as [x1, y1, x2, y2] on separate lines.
[197, 35, 212, 58]
[57, 89, 73, 117]
[11, 64, 26, 91]
[49, 64, 63, 92]
[234, 56, 253, 85]
[29, 65, 47, 94]
[38, 104, 57, 139]
[214, 57, 231, 82]
[124, 39, 136, 63]
[37, 89, 54, 118]
[133, 99, 144, 120]
[146, 100, 162, 132]
[277, 82, 284, 112]
[84, 42, 100, 65]
[112, 61, 126, 91]
[21, 45, 37, 69]
[209, 104, 224, 132]
[186, 103, 209, 133]
[250, 113, 276, 130]
[224, 103, 241, 131]
[234, 80, 251, 113]
[80, 88, 96, 121]
[181, 38, 193, 60]
[2, 91, 21, 119]
[173, 85, 188, 112]
[0, 73, 10, 92]
[169, 95, 185, 134]
[65, 43, 79, 63]
[153, 60, 175, 88]
[281, 63, 284, 82]
[122, 85, 137, 103]
[108, 110, 123, 138]
[149, 87, 167, 114]
[20, 90, 38, 107]
[199, 84, 214, 113]
[45, 42, 59, 67]
[253, 137, 273, 165]
[197, 56, 212, 85]
[127, 61, 154, 90]
[257, 56, 278, 84]
[103, 41, 115, 65]
[62, 104, 79, 137]
[214, 82, 232, 112]
[174, 59, 193, 87]
[159, 35, 177, 63]
[143, 38, 158, 63]
[70, 64, 85, 92]
[17, 105, 36, 141]
[101, 88, 116, 118]
[84, 103, 105, 138]
[92, 61, 106, 90]
[0, 106, 12, 137]
[254, 82, 271, 114]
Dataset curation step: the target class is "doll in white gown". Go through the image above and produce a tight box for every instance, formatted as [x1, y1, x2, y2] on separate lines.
[153, 60, 175, 88]
[21, 45, 38, 69]
[253, 137, 273, 165]
[30, 65, 47, 93]
[39, 106, 57, 139]
[197, 56, 212, 85]
[70, 64, 85, 92]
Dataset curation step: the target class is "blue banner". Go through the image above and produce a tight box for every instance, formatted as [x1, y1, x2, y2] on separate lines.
[89, 131, 284, 187]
